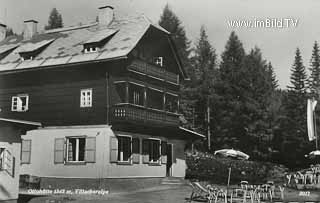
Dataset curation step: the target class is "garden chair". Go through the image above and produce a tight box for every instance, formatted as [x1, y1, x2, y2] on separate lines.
[212, 188, 227, 203]
[230, 188, 247, 203]
[188, 182, 214, 203]
[261, 184, 272, 201]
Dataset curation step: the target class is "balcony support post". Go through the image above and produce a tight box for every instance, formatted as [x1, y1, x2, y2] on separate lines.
[125, 81, 129, 103]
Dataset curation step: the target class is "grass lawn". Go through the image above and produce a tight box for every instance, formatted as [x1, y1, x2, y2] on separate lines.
[21, 184, 320, 203]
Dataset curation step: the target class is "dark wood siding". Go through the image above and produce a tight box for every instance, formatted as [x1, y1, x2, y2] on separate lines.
[0, 64, 111, 126]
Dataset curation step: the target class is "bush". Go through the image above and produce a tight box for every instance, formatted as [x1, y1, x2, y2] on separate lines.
[185, 151, 288, 185]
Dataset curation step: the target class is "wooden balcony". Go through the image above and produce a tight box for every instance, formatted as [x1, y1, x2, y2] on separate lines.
[128, 59, 179, 84]
[110, 103, 180, 127]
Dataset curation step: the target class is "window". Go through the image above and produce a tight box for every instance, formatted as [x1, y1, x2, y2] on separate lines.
[142, 139, 161, 164]
[153, 57, 163, 67]
[129, 84, 144, 106]
[118, 136, 131, 162]
[84, 47, 98, 53]
[21, 55, 33, 61]
[21, 140, 32, 164]
[165, 94, 179, 113]
[12, 95, 29, 112]
[80, 89, 92, 107]
[133, 91, 140, 105]
[147, 88, 163, 110]
[149, 139, 161, 163]
[67, 137, 86, 162]
[54, 137, 96, 164]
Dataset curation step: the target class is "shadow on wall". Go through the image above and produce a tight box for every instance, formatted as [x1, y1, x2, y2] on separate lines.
[0, 183, 11, 200]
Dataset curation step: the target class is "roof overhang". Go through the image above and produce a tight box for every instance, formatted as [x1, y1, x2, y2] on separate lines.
[0, 118, 41, 126]
[179, 126, 205, 140]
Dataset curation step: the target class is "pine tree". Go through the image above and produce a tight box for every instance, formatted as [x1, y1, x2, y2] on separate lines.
[45, 8, 63, 30]
[158, 4, 195, 129]
[214, 31, 246, 149]
[267, 62, 278, 90]
[191, 26, 218, 149]
[240, 47, 278, 160]
[159, 4, 191, 75]
[280, 48, 309, 168]
[309, 41, 320, 97]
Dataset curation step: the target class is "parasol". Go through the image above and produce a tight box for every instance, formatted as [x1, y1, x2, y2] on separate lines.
[214, 148, 250, 195]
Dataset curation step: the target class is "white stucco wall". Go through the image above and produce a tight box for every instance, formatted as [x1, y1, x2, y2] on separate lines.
[20, 126, 187, 179]
[170, 139, 187, 177]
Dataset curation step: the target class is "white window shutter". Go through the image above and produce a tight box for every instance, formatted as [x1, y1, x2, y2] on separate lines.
[142, 139, 150, 163]
[161, 141, 167, 164]
[54, 138, 65, 164]
[110, 136, 118, 163]
[4, 150, 14, 177]
[17, 97, 23, 111]
[21, 140, 31, 164]
[85, 137, 96, 163]
[132, 138, 140, 164]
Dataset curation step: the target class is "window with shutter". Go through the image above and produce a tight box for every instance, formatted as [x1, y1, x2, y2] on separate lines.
[66, 137, 86, 162]
[117, 136, 132, 162]
[11, 94, 29, 112]
[110, 136, 118, 163]
[54, 138, 65, 164]
[132, 138, 140, 164]
[149, 139, 160, 163]
[85, 137, 96, 163]
[21, 140, 31, 164]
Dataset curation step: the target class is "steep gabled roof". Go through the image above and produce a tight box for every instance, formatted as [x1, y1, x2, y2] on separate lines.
[0, 14, 187, 79]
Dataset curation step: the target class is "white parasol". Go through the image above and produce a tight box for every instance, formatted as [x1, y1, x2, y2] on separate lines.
[214, 148, 250, 196]
[305, 150, 320, 158]
[214, 149, 250, 160]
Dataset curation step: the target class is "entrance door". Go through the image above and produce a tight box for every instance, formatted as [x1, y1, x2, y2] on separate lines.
[166, 144, 173, 176]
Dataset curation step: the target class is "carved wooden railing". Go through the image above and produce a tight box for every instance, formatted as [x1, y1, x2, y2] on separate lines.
[128, 59, 179, 84]
[111, 103, 180, 127]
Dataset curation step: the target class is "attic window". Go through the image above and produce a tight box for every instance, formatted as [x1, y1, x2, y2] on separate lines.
[153, 57, 163, 67]
[21, 55, 33, 61]
[84, 47, 99, 53]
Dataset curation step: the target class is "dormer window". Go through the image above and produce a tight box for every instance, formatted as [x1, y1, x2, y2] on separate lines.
[153, 57, 163, 67]
[18, 39, 55, 61]
[83, 29, 118, 54]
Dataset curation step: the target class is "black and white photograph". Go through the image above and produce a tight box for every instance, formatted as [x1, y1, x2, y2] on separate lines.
[0, 0, 320, 202]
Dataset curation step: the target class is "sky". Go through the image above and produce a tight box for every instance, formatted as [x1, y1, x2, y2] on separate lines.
[1, 0, 320, 89]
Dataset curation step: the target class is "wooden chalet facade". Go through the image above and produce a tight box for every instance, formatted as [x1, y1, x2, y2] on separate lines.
[0, 6, 203, 190]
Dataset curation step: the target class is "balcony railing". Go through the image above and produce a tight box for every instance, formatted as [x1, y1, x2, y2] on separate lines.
[111, 103, 180, 127]
[128, 59, 179, 84]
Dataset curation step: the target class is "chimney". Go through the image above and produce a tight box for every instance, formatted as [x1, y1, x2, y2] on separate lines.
[98, 6, 114, 26]
[23, 20, 38, 40]
[0, 23, 6, 41]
